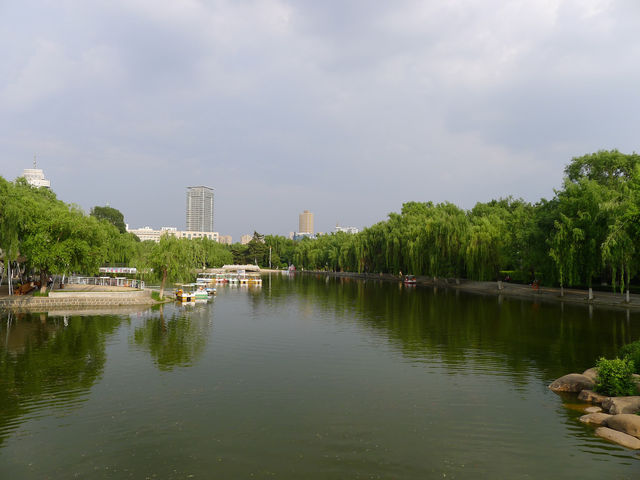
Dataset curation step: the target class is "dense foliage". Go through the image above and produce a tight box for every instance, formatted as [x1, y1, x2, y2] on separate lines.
[594, 357, 637, 397]
[90, 205, 127, 234]
[619, 340, 640, 375]
[2, 149, 640, 294]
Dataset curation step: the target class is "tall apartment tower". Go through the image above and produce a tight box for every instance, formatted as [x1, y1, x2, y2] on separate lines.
[298, 210, 314, 234]
[186, 186, 214, 232]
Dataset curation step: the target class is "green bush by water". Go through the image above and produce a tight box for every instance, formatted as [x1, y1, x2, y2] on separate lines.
[619, 340, 640, 374]
[595, 357, 636, 396]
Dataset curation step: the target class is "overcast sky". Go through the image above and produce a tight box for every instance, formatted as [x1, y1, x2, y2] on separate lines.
[2, 0, 639, 240]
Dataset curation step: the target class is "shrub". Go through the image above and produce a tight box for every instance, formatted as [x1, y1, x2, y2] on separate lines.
[619, 340, 640, 374]
[595, 357, 636, 397]
[151, 291, 161, 301]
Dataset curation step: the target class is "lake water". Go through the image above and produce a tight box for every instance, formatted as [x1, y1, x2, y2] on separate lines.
[1, 273, 639, 478]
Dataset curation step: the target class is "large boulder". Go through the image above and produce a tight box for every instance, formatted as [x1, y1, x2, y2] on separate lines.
[606, 414, 640, 438]
[601, 396, 640, 415]
[549, 374, 595, 393]
[579, 413, 611, 426]
[578, 389, 609, 404]
[595, 427, 640, 449]
[582, 367, 598, 382]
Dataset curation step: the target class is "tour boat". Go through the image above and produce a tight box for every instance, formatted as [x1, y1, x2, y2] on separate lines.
[248, 273, 262, 286]
[403, 275, 417, 286]
[196, 272, 216, 286]
[176, 284, 213, 302]
[238, 271, 250, 286]
[215, 273, 227, 284]
[226, 273, 239, 285]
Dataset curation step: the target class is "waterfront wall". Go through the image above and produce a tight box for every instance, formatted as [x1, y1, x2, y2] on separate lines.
[0, 290, 156, 311]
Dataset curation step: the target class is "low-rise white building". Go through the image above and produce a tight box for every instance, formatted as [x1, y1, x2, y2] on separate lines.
[127, 226, 220, 243]
[335, 225, 359, 234]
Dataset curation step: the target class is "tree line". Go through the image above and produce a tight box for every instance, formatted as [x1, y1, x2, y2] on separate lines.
[0, 178, 232, 295]
[264, 150, 640, 295]
[1, 150, 639, 295]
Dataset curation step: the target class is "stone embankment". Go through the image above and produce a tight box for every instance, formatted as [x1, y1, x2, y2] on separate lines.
[0, 289, 158, 311]
[550, 370, 640, 450]
[301, 271, 640, 310]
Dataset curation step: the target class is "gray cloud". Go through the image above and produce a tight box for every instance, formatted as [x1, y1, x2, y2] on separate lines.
[1, 0, 639, 239]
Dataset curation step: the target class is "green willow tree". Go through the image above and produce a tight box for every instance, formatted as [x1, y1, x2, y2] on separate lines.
[17, 181, 108, 293]
[0, 178, 22, 294]
[601, 165, 640, 298]
[549, 214, 583, 296]
[90, 205, 127, 234]
[148, 236, 196, 299]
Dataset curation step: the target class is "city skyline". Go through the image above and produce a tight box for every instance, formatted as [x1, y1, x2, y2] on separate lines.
[2, 2, 640, 241]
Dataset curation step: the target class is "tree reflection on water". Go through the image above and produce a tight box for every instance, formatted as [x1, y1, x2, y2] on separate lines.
[132, 304, 211, 371]
[0, 311, 121, 447]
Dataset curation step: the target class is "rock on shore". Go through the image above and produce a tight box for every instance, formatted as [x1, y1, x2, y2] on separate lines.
[577, 389, 609, 404]
[550, 370, 640, 450]
[605, 414, 640, 438]
[579, 413, 611, 426]
[582, 367, 598, 382]
[601, 396, 640, 415]
[595, 427, 640, 450]
[548, 373, 595, 392]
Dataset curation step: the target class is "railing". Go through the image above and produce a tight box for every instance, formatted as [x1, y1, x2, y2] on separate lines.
[66, 276, 145, 289]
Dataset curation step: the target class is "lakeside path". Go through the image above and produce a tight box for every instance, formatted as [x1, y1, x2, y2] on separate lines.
[300, 271, 640, 312]
[0, 284, 158, 312]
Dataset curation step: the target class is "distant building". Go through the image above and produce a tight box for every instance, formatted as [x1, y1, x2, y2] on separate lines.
[127, 226, 219, 243]
[186, 186, 214, 232]
[293, 232, 315, 241]
[299, 210, 314, 234]
[126, 226, 164, 242]
[177, 230, 219, 241]
[335, 225, 359, 234]
[22, 158, 51, 188]
[240, 234, 253, 245]
[218, 235, 233, 245]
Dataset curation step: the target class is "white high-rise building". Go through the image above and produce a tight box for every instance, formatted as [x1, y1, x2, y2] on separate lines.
[186, 186, 214, 232]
